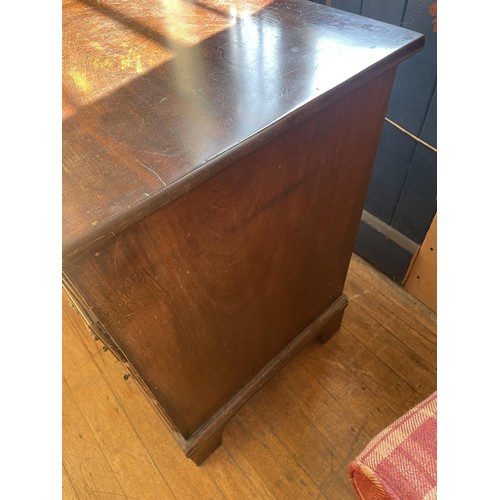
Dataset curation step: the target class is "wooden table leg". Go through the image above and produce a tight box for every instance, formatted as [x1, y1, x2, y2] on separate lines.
[187, 428, 224, 465]
[318, 304, 347, 344]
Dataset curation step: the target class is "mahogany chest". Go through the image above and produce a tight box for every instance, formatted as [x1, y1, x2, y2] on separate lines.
[62, 0, 423, 464]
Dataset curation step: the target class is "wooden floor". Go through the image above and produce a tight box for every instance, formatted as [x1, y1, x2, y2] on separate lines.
[62, 254, 437, 499]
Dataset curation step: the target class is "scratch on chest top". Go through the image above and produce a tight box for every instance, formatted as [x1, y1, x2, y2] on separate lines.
[113, 236, 120, 278]
[136, 160, 167, 188]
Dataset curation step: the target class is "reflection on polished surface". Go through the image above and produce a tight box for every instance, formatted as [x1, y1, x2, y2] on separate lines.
[63, 0, 267, 116]
[62, 0, 423, 254]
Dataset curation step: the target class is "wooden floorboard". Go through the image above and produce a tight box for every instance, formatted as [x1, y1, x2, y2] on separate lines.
[62, 255, 437, 499]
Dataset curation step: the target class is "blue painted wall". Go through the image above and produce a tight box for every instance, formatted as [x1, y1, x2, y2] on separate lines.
[318, 0, 437, 280]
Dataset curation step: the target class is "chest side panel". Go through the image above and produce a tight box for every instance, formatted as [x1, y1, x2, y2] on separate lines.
[65, 68, 396, 437]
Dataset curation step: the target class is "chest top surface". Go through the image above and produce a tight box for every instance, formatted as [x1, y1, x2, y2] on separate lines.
[62, 0, 423, 260]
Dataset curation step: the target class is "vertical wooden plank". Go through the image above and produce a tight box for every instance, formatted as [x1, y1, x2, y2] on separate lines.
[390, 142, 436, 243]
[364, 121, 417, 223]
[330, 0, 363, 15]
[357, 1, 437, 278]
[354, 210, 418, 282]
[386, 0, 437, 135]
[404, 214, 437, 312]
[420, 85, 437, 148]
[390, 83, 436, 243]
[361, 0, 406, 25]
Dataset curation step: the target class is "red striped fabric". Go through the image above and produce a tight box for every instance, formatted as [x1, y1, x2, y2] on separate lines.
[349, 392, 437, 499]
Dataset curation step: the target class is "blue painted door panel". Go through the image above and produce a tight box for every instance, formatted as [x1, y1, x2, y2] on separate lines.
[361, 0, 407, 25]
[364, 122, 417, 224]
[391, 143, 437, 243]
[317, 0, 437, 280]
[420, 85, 437, 147]
[386, 0, 437, 136]
[331, 0, 363, 15]
[391, 86, 437, 243]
